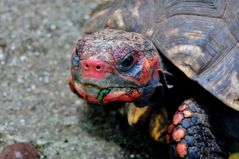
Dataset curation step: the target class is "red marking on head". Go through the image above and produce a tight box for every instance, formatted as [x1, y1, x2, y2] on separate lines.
[80, 56, 112, 80]
[152, 55, 162, 80]
[173, 112, 184, 125]
[139, 58, 151, 85]
[153, 68, 160, 79]
[102, 89, 141, 103]
[183, 110, 193, 118]
[172, 128, 186, 142]
[73, 83, 100, 103]
[178, 104, 186, 111]
[116, 72, 142, 85]
[114, 52, 161, 86]
[176, 143, 187, 158]
[68, 76, 76, 92]
[71, 67, 76, 74]
[167, 124, 175, 134]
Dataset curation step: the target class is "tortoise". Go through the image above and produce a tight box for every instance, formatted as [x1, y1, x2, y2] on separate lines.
[68, 0, 239, 158]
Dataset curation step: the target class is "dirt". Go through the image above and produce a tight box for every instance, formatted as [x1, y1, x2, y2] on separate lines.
[0, 0, 167, 158]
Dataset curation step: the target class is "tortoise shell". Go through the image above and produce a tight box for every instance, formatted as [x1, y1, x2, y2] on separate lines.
[84, 0, 239, 111]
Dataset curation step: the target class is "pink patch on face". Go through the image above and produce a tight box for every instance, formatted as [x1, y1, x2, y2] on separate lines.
[80, 56, 112, 80]
[172, 128, 186, 142]
[176, 143, 187, 158]
[173, 112, 184, 125]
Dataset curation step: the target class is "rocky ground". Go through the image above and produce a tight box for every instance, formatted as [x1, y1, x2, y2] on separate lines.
[0, 0, 168, 158]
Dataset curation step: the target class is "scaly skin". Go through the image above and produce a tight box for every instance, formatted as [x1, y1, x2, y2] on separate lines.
[168, 99, 228, 159]
[69, 29, 162, 104]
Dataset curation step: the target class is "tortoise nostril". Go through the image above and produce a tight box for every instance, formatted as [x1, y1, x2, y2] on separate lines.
[85, 64, 89, 69]
[96, 65, 101, 70]
[80, 57, 107, 79]
[81, 57, 105, 72]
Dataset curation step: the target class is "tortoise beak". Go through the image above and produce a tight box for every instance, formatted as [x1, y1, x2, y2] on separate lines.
[70, 80, 142, 104]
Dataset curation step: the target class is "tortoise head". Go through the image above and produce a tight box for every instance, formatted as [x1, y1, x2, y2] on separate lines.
[69, 29, 163, 104]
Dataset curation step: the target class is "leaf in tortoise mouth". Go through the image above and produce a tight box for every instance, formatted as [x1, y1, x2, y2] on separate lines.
[97, 88, 111, 102]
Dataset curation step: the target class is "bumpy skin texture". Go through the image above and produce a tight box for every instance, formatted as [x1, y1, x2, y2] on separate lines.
[69, 29, 162, 104]
[168, 99, 227, 159]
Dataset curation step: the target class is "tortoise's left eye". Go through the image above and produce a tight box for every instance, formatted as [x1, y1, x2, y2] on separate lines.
[118, 53, 136, 71]
[72, 55, 80, 67]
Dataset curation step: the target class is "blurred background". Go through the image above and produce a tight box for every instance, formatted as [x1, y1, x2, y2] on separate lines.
[0, 0, 167, 158]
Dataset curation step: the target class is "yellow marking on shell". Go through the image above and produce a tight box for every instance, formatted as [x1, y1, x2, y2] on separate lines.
[167, 44, 205, 78]
[127, 103, 151, 126]
[149, 107, 168, 142]
[184, 30, 203, 40]
[164, 28, 179, 38]
[106, 9, 126, 30]
[145, 28, 154, 37]
[131, 0, 141, 18]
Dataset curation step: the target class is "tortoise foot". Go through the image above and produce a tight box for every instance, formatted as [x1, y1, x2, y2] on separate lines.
[167, 99, 228, 159]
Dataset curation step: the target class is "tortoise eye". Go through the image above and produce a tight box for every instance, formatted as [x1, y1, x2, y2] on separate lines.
[118, 53, 136, 71]
[72, 54, 80, 67]
[76, 39, 84, 55]
[72, 48, 81, 67]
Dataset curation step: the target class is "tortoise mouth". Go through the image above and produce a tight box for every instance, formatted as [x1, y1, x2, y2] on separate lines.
[74, 81, 142, 104]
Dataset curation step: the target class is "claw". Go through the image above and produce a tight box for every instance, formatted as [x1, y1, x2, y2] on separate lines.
[127, 103, 151, 126]
[149, 107, 168, 142]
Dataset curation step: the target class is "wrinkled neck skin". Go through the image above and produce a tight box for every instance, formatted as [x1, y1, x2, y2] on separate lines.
[69, 29, 167, 106]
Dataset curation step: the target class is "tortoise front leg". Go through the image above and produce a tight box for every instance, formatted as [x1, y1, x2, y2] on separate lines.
[167, 99, 228, 159]
[125, 102, 169, 142]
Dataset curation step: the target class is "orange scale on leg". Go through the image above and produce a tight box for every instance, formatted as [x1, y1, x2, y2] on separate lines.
[173, 112, 184, 125]
[167, 124, 174, 134]
[172, 128, 186, 142]
[176, 143, 188, 158]
[178, 104, 186, 111]
[183, 110, 193, 118]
